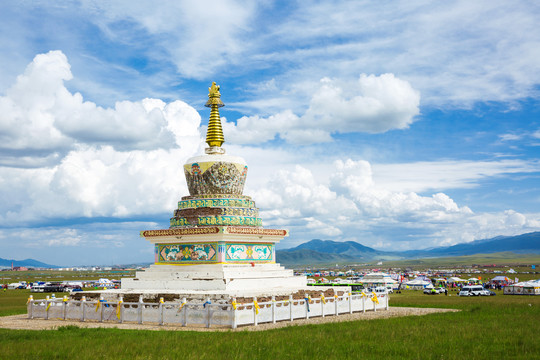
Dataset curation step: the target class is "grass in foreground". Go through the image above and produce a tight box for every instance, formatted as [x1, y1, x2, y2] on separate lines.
[0, 289, 539, 359]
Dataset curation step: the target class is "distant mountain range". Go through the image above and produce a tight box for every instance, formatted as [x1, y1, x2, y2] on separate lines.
[0, 258, 58, 269]
[3, 232, 539, 268]
[276, 231, 540, 265]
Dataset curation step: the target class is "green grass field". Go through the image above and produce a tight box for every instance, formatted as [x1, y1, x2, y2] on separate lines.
[1, 288, 539, 359]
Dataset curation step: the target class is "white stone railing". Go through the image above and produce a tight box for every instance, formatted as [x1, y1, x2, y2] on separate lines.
[27, 292, 388, 329]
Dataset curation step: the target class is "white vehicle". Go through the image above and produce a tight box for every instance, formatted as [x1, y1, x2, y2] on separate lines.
[459, 285, 490, 296]
[366, 286, 388, 295]
[31, 285, 45, 293]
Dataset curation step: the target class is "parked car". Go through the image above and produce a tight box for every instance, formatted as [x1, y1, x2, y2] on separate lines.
[43, 283, 66, 293]
[458, 285, 490, 296]
[423, 287, 444, 295]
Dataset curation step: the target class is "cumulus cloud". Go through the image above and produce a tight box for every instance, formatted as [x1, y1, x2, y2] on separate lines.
[250, 159, 539, 250]
[0, 51, 201, 168]
[0, 51, 204, 225]
[224, 75, 420, 145]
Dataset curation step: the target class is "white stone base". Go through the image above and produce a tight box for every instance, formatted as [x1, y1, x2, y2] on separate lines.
[120, 263, 307, 297]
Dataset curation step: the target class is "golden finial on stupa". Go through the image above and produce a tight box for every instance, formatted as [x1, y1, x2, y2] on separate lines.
[205, 82, 225, 149]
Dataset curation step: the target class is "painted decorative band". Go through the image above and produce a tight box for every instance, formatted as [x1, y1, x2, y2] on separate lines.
[178, 198, 256, 209]
[141, 227, 221, 237]
[224, 227, 288, 236]
[170, 216, 263, 227]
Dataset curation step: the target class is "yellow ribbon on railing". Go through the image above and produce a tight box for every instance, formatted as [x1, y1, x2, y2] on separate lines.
[253, 300, 260, 314]
[116, 300, 123, 319]
[372, 292, 379, 304]
[321, 295, 326, 304]
[45, 302, 51, 311]
[95, 301, 101, 312]
[26, 296, 33, 304]
[159, 298, 164, 304]
[231, 300, 237, 310]
[176, 301, 187, 313]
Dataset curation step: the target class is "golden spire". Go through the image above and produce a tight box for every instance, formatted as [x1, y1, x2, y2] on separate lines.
[205, 82, 225, 149]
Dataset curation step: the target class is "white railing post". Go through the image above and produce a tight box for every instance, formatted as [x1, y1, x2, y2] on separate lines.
[334, 294, 338, 316]
[138, 295, 143, 324]
[63, 295, 68, 320]
[289, 295, 294, 321]
[321, 293, 325, 318]
[182, 297, 187, 327]
[253, 297, 258, 326]
[45, 296, 50, 320]
[206, 298, 211, 328]
[386, 294, 389, 310]
[305, 296, 310, 320]
[81, 296, 86, 321]
[99, 296, 104, 322]
[27, 296, 33, 319]
[362, 295, 365, 313]
[271, 296, 276, 324]
[373, 295, 377, 312]
[349, 291, 352, 314]
[159, 297, 164, 326]
[119, 297, 124, 323]
[231, 297, 237, 329]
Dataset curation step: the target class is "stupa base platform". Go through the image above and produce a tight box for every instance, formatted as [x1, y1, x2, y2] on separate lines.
[118, 263, 307, 297]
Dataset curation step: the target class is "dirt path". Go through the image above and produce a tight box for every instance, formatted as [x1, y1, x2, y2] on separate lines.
[0, 307, 458, 332]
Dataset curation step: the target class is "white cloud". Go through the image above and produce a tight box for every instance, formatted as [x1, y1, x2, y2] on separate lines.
[250, 158, 539, 250]
[0, 51, 205, 225]
[88, 0, 256, 79]
[224, 75, 420, 145]
[499, 133, 523, 142]
[372, 159, 540, 193]
[0, 51, 202, 168]
[246, 2, 540, 109]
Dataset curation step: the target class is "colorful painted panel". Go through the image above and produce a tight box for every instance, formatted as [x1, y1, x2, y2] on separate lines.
[225, 244, 273, 262]
[157, 244, 217, 263]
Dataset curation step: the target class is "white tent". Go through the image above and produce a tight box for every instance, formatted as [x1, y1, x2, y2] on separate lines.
[405, 278, 432, 289]
[448, 277, 466, 283]
[504, 280, 540, 295]
[361, 273, 398, 290]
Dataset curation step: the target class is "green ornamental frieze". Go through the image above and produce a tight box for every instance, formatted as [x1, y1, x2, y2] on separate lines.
[170, 216, 263, 227]
[178, 198, 256, 209]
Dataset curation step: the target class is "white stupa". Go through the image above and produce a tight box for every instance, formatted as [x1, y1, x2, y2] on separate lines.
[120, 82, 306, 297]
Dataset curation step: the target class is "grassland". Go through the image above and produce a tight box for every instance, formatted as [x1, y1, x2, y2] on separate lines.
[376, 251, 540, 268]
[1, 288, 539, 359]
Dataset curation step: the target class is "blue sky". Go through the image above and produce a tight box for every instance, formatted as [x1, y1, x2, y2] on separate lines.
[0, 1, 539, 266]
